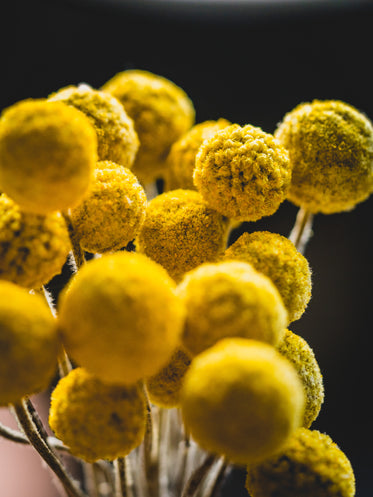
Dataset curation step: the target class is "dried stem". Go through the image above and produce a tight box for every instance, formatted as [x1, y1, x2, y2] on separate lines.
[288, 207, 314, 255]
[114, 458, 128, 497]
[181, 453, 218, 497]
[62, 211, 85, 269]
[142, 390, 160, 497]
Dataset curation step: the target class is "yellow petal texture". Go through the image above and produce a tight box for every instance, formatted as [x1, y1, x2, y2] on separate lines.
[49, 368, 147, 462]
[177, 261, 288, 356]
[0, 281, 59, 405]
[57, 251, 185, 385]
[245, 428, 355, 497]
[180, 338, 305, 465]
[0, 99, 97, 214]
[275, 99, 373, 213]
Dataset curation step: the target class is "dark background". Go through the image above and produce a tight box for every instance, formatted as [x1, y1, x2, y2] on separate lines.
[1, 0, 372, 495]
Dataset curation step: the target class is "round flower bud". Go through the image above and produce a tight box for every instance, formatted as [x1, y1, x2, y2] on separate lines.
[275, 99, 373, 214]
[224, 231, 311, 323]
[102, 69, 195, 183]
[70, 161, 147, 253]
[278, 330, 324, 428]
[58, 251, 185, 385]
[0, 194, 71, 289]
[181, 338, 305, 465]
[193, 124, 291, 221]
[0, 281, 59, 405]
[49, 84, 139, 169]
[177, 261, 287, 356]
[49, 368, 147, 462]
[164, 119, 231, 191]
[245, 428, 355, 497]
[146, 348, 192, 408]
[136, 189, 229, 281]
[0, 99, 97, 214]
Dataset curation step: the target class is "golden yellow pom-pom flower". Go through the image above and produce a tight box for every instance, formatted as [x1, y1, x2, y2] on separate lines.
[177, 261, 287, 356]
[275, 99, 373, 213]
[0, 99, 97, 214]
[245, 428, 355, 497]
[102, 69, 195, 183]
[0, 281, 59, 405]
[58, 251, 185, 385]
[49, 368, 147, 462]
[193, 124, 291, 221]
[180, 338, 305, 465]
[49, 84, 139, 169]
[70, 160, 147, 253]
[0, 194, 71, 289]
[224, 231, 311, 323]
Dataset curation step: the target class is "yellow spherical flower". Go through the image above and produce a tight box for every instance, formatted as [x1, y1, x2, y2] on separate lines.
[165, 119, 231, 191]
[70, 160, 147, 253]
[49, 84, 139, 169]
[136, 189, 229, 281]
[177, 261, 287, 356]
[275, 100, 373, 214]
[193, 124, 291, 221]
[146, 348, 192, 408]
[0, 194, 70, 289]
[102, 69, 195, 183]
[0, 281, 59, 405]
[49, 368, 147, 462]
[224, 231, 311, 323]
[0, 99, 97, 214]
[278, 329, 324, 428]
[245, 428, 355, 497]
[181, 338, 305, 465]
[58, 251, 185, 385]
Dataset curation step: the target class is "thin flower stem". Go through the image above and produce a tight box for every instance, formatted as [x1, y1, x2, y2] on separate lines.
[62, 211, 85, 269]
[181, 453, 217, 497]
[288, 207, 314, 255]
[142, 388, 160, 497]
[202, 458, 227, 497]
[0, 420, 29, 444]
[114, 458, 128, 497]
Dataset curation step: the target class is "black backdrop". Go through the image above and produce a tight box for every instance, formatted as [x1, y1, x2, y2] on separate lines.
[1, 1, 372, 495]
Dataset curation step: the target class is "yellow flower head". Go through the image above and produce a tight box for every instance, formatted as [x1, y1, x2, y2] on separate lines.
[275, 99, 373, 213]
[224, 231, 312, 323]
[177, 261, 288, 356]
[246, 427, 355, 497]
[102, 69, 195, 183]
[0, 98, 97, 214]
[193, 124, 291, 221]
[0, 194, 70, 289]
[70, 160, 147, 253]
[0, 280, 59, 405]
[181, 338, 304, 465]
[58, 251, 185, 385]
[49, 368, 147, 462]
[49, 84, 139, 169]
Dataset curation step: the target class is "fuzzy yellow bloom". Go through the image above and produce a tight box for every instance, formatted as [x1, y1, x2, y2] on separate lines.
[278, 329, 324, 428]
[49, 368, 147, 462]
[0, 99, 97, 214]
[164, 119, 231, 191]
[70, 161, 147, 253]
[224, 231, 311, 323]
[58, 252, 185, 385]
[275, 100, 373, 213]
[193, 124, 291, 221]
[0, 281, 59, 405]
[177, 261, 287, 356]
[245, 428, 355, 497]
[181, 338, 305, 465]
[136, 189, 229, 281]
[101, 69, 195, 183]
[0, 194, 70, 289]
[49, 84, 139, 169]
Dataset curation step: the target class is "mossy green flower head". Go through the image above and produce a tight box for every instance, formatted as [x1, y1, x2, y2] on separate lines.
[193, 123, 291, 221]
[49, 367, 147, 462]
[0, 98, 97, 214]
[177, 260, 288, 356]
[275, 99, 373, 213]
[181, 338, 305, 465]
[58, 251, 185, 385]
[245, 427, 355, 497]
[0, 280, 59, 405]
